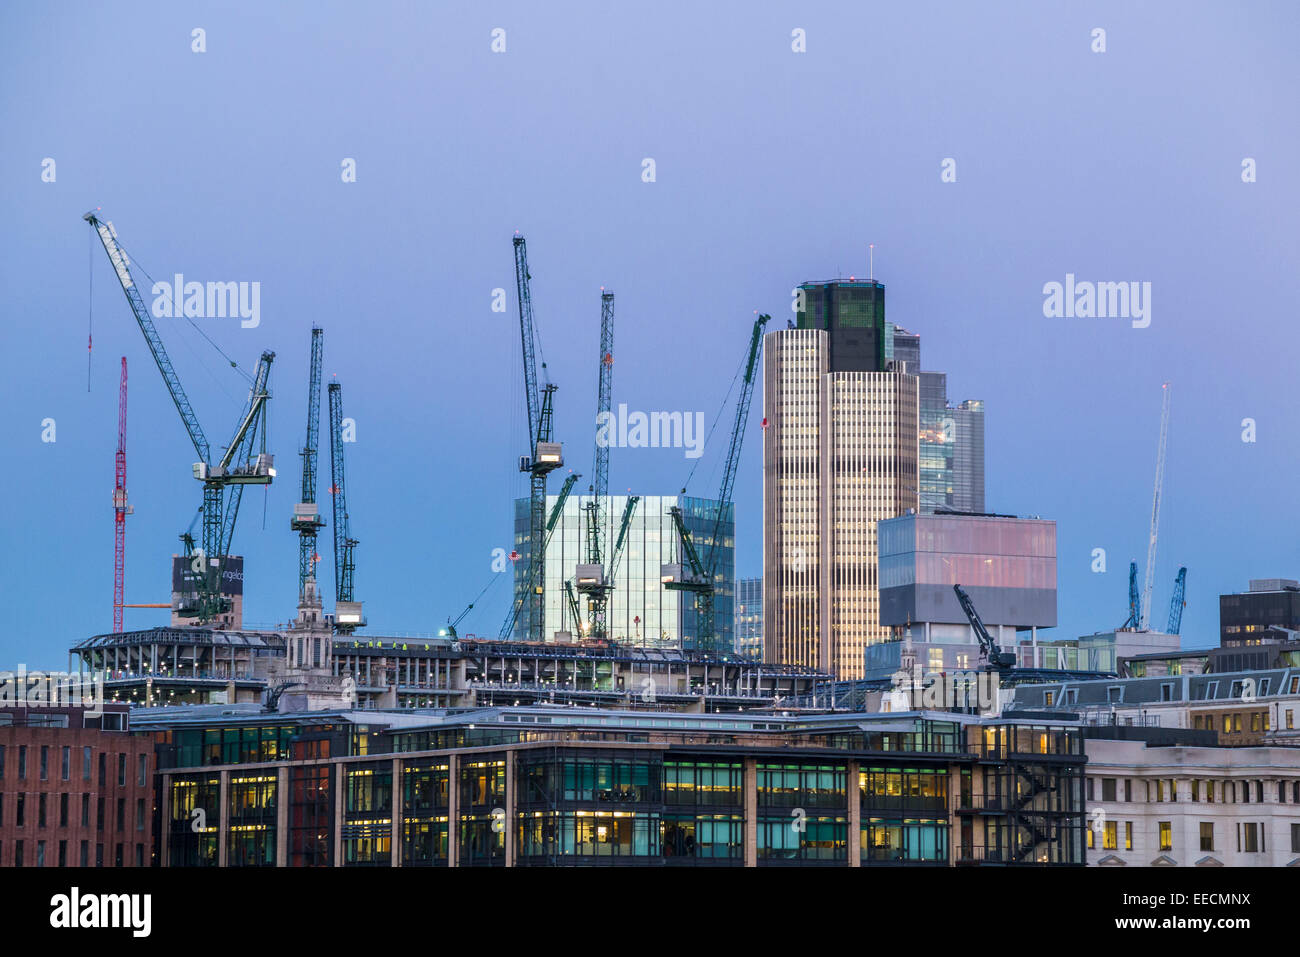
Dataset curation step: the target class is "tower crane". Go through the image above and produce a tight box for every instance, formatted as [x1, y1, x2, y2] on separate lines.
[501, 234, 563, 640]
[663, 313, 770, 653]
[112, 357, 132, 632]
[328, 381, 363, 631]
[1140, 383, 1171, 629]
[577, 289, 616, 640]
[1122, 561, 1141, 630]
[85, 211, 276, 623]
[292, 328, 326, 596]
[1167, 567, 1187, 635]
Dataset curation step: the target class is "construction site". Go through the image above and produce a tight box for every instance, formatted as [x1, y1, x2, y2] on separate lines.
[74, 212, 814, 713]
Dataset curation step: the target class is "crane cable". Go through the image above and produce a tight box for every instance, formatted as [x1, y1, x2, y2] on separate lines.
[681, 346, 747, 496]
[111, 235, 255, 386]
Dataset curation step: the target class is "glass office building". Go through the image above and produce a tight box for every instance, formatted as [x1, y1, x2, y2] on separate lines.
[513, 494, 734, 652]
[734, 577, 762, 661]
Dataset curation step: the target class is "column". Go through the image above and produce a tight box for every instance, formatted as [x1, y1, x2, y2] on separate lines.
[744, 758, 757, 867]
[505, 751, 516, 867]
[447, 754, 459, 867]
[276, 766, 289, 867]
[217, 769, 230, 867]
[847, 760, 860, 867]
[160, 772, 172, 866]
[333, 764, 345, 867]
[391, 757, 402, 867]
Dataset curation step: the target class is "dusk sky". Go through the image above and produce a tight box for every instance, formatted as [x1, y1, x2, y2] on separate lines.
[2, 1, 1297, 664]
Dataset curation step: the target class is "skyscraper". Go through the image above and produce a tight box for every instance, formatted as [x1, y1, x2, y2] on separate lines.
[763, 279, 919, 678]
[889, 324, 985, 515]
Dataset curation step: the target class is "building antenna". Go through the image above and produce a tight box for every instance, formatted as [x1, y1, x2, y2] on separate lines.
[869, 243, 875, 281]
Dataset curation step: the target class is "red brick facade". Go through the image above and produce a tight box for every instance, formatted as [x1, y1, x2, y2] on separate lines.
[0, 707, 154, 867]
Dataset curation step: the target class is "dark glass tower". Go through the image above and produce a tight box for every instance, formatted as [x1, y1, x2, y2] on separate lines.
[796, 279, 887, 372]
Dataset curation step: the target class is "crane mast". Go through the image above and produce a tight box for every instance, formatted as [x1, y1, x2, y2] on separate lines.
[503, 234, 562, 640]
[1167, 566, 1187, 635]
[502, 471, 579, 640]
[112, 357, 131, 632]
[578, 289, 616, 640]
[86, 211, 275, 623]
[1123, 560, 1141, 630]
[328, 381, 363, 631]
[1141, 383, 1171, 629]
[292, 329, 326, 594]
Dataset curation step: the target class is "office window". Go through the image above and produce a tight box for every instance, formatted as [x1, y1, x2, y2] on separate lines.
[117, 754, 126, 787]
[1280, 782, 1286, 803]
[136, 798, 145, 831]
[1155, 780, 1164, 802]
[1243, 783, 1250, 804]
[0, 744, 5, 779]
[16, 793, 26, 827]
[1206, 779, 1215, 803]
[83, 747, 91, 781]
[18, 745, 27, 779]
[1169, 779, 1177, 802]
[135, 844, 144, 868]
[1242, 822, 1261, 853]
[137, 754, 147, 788]
[38, 794, 47, 828]
[1158, 821, 1172, 851]
[1102, 779, 1117, 802]
[1287, 709, 1294, 730]
[37, 841, 45, 867]
[40, 746, 48, 781]
[59, 794, 68, 827]
[1200, 822, 1214, 851]
[58, 840, 67, 867]
[1233, 715, 1242, 733]
[96, 844, 103, 868]
[61, 747, 70, 781]
[96, 797, 104, 829]
[1103, 821, 1117, 850]
[80, 794, 89, 827]
[1087, 778, 1094, 801]
[1292, 823, 1300, 853]
[1251, 713, 1261, 733]
[1125, 821, 1133, 850]
[1191, 780, 1199, 802]
[15, 841, 23, 866]
[1124, 779, 1132, 802]
[79, 842, 88, 867]
[1256, 781, 1264, 803]
[98, 753, 106, 787]
[116, 798, 125, 831]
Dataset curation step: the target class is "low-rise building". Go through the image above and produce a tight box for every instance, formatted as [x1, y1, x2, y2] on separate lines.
[0, 704, 154, 867]
[136, 704, 1087, 867]
[1082, 728, 1300, 866]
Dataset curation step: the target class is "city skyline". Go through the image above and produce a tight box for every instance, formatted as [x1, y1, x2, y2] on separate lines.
[4, 3, 1298, 666]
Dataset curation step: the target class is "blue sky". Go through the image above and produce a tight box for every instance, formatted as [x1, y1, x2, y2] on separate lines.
[2, 1, 1297, 664]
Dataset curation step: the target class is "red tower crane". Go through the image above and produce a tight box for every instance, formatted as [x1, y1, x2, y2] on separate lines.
[112, 357, 132, 632]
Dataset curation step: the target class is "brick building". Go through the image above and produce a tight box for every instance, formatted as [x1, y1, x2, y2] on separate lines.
[0, 705, 155, 867]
